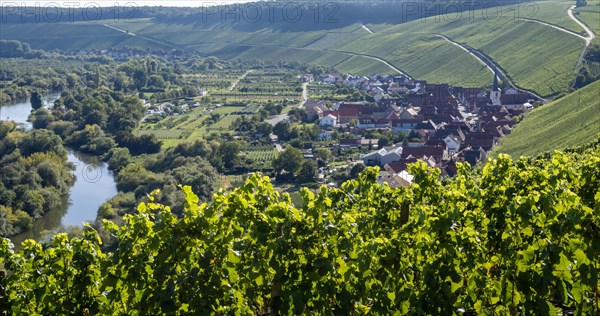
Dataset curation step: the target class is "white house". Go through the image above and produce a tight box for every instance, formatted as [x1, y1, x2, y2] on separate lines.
[319, 114, 337, 128]
[444, 135, 462, 154]
[362, 145, 403, 166]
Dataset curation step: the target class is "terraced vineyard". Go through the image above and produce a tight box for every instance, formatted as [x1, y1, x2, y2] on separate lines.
[491, 80, 600, 158]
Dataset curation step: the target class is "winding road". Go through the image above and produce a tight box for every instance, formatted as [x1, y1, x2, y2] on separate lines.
[568, 5, 595, 46]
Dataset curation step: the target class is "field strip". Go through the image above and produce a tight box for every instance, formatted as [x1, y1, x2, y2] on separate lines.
[102, 23, 204, 56]
[435, 34, 546, 101]
[180, 39, 412, 78]
[519, 18, 588, 43]
[229, 70, 253, 91]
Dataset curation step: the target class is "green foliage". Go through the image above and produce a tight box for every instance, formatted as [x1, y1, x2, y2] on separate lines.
[272, 146, 304, 176]
[0, 122, 74, 237]
[2, 140, 599, 314]
[0, 40, 31, 58]
[30, 91, 43, 110]
[297, 159, 317, 183]
[66, 124, 116, 155]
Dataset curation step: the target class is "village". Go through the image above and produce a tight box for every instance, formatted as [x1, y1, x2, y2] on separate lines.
[138, 67, 540, 187]
[296, 70, 539, 187]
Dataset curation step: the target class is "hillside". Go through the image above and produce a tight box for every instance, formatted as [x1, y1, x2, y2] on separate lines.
[492, 79, 600, 158]
[0, 0, 589, 96]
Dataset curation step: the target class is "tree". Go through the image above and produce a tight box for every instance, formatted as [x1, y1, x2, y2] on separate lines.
[272, 146, 303, 176]
[312, 148, 331, 162]
[378, 136, 391, 148]
[66, 73, 78, 89]
[106, 147, 131, 172]
[273, 121, 292, 141]
[349, 163, 366, 179]
[19, 129, 66, 157]
[297, 159, 317, 183]
[256, 122, 273, 136]
[30, 91, 43, 110]
[219, 141, 240, 170]
[31, 108, 55, 129]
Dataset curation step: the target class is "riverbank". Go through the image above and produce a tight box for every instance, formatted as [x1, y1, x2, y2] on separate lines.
[1, 96, 118, 244]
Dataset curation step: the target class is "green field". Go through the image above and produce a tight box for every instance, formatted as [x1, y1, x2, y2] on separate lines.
[529, 0, 585, 33]
[491, 79, 600, 158]
[135, 69, 298, 149]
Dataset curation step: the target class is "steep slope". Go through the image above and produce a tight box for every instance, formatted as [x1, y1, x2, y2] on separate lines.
[492, 79, 600, 158]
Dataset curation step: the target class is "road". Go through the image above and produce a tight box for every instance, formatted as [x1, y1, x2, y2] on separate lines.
[103, 23, 136, 36]
[568, 5, 595, 46]
[274, 143, 284, 152]
[298, 82, 308, 108]
[102, 24, 203, 56]
[229, 70, 252, 91]
[435, 34, 546, 102]
[360, 24, 374, 34]
[324, 48, 412, 79]
[265, 114, 288, 126]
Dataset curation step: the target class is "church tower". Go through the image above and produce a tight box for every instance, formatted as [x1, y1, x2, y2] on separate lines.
[490, 67, 502, 106]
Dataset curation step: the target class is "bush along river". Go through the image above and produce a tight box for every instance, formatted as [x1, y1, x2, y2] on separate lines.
[1, 95, 118, 245]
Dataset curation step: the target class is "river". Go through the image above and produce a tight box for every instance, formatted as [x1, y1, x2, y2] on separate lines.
[1, 96, 118, 245]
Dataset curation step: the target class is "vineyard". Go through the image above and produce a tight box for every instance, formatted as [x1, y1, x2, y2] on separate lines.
[136, 129, 183, 139]
[588, 61, 600, 77]
[2, 139, 599, 314]
[242, 150, 278, 164]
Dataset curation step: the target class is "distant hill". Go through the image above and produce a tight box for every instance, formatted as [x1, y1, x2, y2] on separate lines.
[0, 0, 588, 96]
[492, 79, 600, 158]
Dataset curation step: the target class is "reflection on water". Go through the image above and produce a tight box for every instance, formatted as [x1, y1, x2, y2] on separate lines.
[10, 196, 70, 247]
[3, 95, 118, 247]
[61, 150, 117, 227]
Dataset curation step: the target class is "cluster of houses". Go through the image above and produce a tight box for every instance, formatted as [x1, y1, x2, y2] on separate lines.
[301, 71, 539, 187]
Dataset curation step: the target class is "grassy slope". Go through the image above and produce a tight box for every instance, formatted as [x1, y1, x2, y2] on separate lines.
[0, 22, 163, 50]
[530, 0, 584, 33]
[0, 1, 587, 96]
[491, 79, 600, 158]
[108, 1, 584, 95]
